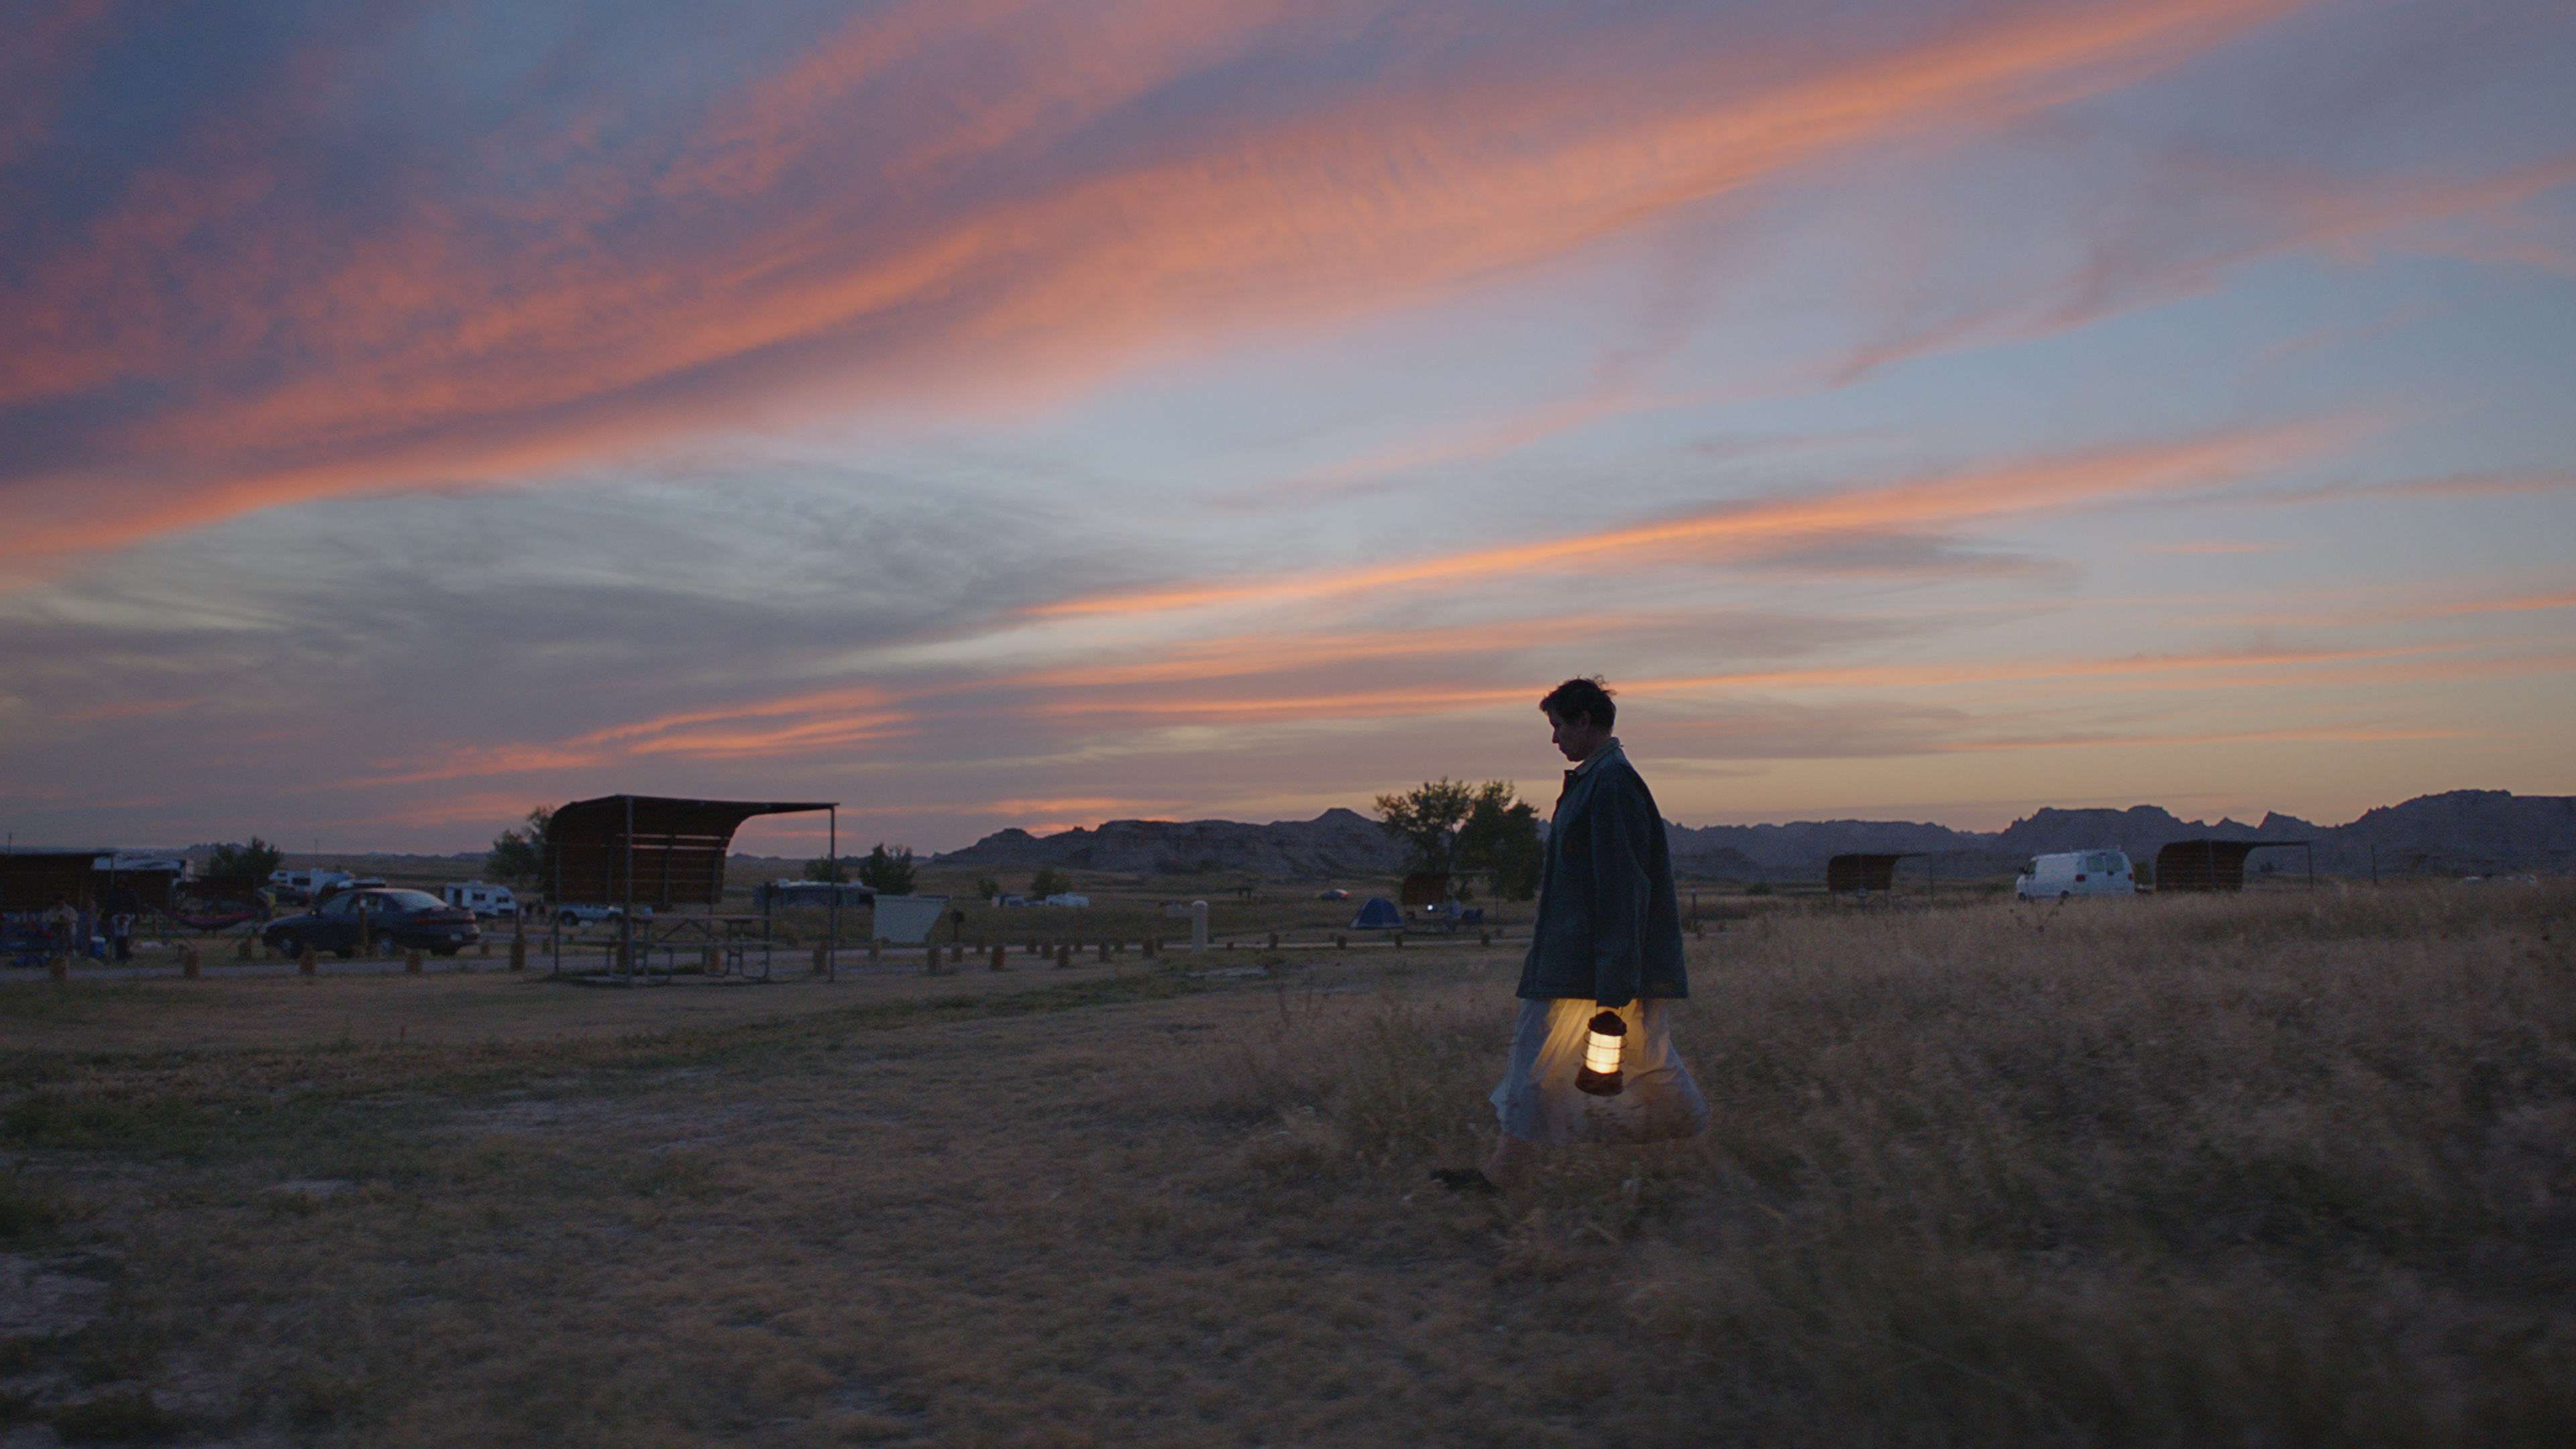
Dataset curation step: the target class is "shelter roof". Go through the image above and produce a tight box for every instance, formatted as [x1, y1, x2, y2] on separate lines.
[543, 796, 835, 910]
[1825, 852, 1921, 893]
[1, 851, 182, 912]
[2153, 838, 2312, 893]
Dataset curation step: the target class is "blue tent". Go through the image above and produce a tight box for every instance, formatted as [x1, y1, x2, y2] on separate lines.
[1350, 896, 1403, 930]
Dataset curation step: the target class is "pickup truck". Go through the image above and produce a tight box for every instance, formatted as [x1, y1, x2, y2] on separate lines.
[553, 902, 654, 926]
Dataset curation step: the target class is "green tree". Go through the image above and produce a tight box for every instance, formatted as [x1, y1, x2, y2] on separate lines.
[1373, 778, 1477, 877]
[205, 836, 284, 881]
[803, 856, 851, 883]
[1454, 783, 1543, 901]
[855, 843, 917, 895]
[973, 876, 1002, 902]
[484, 806, 553, 886]
[1029, 867, 1070, 900]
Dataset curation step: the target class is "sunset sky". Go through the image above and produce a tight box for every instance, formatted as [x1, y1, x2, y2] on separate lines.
[4, 0, 2572, 859]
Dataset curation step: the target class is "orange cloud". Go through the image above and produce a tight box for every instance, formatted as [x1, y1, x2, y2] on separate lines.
[1031, 425, 2335, 619]
[2435, 590, 2576, 616]
[1927, 724, 2470, 753]
[60, 695, 210, 722]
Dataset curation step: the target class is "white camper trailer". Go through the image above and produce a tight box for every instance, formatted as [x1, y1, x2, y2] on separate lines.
[269, 869, 355, 902]
[440, 881, 521, 918]
[2015, 850, 2135, 900]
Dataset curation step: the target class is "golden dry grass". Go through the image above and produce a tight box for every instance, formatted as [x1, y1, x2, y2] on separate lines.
[2, 882, 2571, 1446]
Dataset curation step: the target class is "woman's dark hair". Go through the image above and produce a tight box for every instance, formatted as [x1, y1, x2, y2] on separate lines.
[1539, 676, 1615, 730]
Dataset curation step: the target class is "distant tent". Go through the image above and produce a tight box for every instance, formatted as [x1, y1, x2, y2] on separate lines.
[1350, 896, 1403, 930]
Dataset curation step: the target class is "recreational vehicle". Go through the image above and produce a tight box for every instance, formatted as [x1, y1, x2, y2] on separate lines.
[439, 881, 522, 918]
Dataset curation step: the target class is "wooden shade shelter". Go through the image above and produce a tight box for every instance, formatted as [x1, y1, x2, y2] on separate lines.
[541, 796, 838, 984]
[2153, 839, 2313, 893]
[1825, 853, 1920, 894]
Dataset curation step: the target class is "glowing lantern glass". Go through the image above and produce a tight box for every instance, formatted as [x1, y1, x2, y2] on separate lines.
[1574, 1010, 1627, 1097]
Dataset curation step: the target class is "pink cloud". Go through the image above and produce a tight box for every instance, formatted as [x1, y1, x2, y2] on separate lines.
[0, 0, 2317, 570]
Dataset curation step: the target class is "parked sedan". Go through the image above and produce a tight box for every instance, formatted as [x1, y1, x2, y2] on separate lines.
[262, 888, 480, 959]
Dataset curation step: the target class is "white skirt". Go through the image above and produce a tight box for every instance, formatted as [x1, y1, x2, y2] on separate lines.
[1490, 997, 1708, 1146]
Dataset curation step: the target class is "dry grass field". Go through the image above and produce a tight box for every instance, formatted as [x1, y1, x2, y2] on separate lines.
[3, 883, 2571, 1447]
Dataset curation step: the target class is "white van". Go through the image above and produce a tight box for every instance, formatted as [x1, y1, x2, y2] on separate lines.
[2016, 850, 2135, 900]
[440, 881, 521, 918]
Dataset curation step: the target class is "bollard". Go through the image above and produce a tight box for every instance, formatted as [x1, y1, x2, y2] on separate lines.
[478, 939, 490, 959]
[182, 947, 201, 980]
[702, 946, 719, 974]
[1267, 932, 1278, 950]
[1142, 937, 1157, 959]
[1097, 940, 1110, 963]
[1334, 934, 1346, 950]
[868, 940, 881, 967]
[48, 955, 67, 981]
[926, 942, 943, 973]
[812, 942, 830, 977]
[1393, 930, 1405, 949]
[1190, 901, 1210, 954]
[990, 943, 1006, 971]
[508, 936, 527, 972]
[1055, 943, 1071, 969]
[300, 945, 318, 976]
[406, 949, 423, 975]
[236, 935, 254, 961]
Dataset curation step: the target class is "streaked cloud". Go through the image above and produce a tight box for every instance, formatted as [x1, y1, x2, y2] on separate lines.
[1, 0, 2571, 853]
[2, 0, 2319, 570]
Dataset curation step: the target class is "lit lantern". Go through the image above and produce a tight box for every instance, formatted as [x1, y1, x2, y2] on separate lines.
[1575, 1010, 1627, 1096]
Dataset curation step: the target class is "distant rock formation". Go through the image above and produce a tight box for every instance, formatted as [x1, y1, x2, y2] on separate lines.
[936, 790, 2575, 882]
[935, 808, 1405, 879]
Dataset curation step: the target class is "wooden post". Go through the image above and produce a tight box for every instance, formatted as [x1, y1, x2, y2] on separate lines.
[235, 935, 253, 961]
[869, 940, 881, 967]
[509, 936, 527, 972]
[926, 942, 943, 973]
[1055, 943, 1071, 969]
[812, 941, 830, 977]
[989, 943, 1006, 971]
[300, 945, 318, 976]
[182, 947, 201, 979]
[1142, 937, 1157, 959]
[478, 939, 490, 959]
[1479, 930, 1491, 946]
[1097, 940, 1110, 963]
[1267, 932, 1279, 949]
[1334, 934, 1346, 950]
[48, 955, 66, 981]
[1393, 930, 1405, 949]
[405, 949, 423, 975]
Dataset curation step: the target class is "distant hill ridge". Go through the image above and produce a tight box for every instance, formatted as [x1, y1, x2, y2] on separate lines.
[936, 790, 2575, 881]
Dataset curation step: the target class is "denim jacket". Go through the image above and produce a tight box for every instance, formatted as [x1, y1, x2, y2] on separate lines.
[1515, 743, 1688, 1008]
